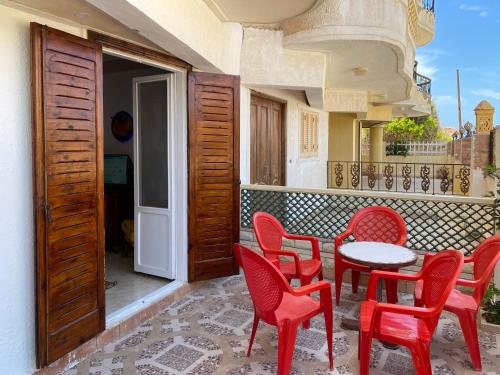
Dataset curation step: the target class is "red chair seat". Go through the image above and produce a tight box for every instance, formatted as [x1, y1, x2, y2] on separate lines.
[445, 289, 477, 312]
[275, 293, 321, 322]
[358, 250, 464, 375]
[361, 301, 432, 344]
[280, 258, 322, 279]
[416, 280, 477, 312]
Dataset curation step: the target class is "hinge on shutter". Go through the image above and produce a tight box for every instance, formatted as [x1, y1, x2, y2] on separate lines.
[45, 204, 52, 224]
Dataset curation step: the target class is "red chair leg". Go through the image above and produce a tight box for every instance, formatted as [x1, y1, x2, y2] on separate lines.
[279, 321, 299, 375]
[324, 307, 334, 370]
[359, 330, 372, 375]
[335, 265, 345, 305]
[352, 270, 360, 294]
[457, 309, 482, 371]
[410, 341, 432, 375]
[247, 313, 260, 357]
[385, 268, 398, 304]
[318, 270, 324, 281]
[277, 321, 287, 374]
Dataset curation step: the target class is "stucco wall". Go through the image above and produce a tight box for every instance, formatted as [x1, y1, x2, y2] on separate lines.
[88, 0, 243, 75]
[240, 86, 329, 189]
[328, 113, 359, 161]
[0, 4, 86, 373]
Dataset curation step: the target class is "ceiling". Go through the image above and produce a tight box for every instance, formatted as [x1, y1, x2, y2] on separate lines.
[9, 0, 161, 49]
[203, 0, 317, 24]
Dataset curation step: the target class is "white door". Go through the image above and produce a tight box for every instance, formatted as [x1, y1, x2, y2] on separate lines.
[133, 74, 173, 278]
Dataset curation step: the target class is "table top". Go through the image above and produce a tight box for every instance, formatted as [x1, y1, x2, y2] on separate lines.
[338, 241, 417, 268]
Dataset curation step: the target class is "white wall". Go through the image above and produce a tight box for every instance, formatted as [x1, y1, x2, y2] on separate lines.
[0, 4, 85, 374]
[240, 86, 329, 189]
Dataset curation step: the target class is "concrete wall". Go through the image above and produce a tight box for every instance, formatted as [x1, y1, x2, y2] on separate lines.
[0, 4, 88, 373]
[240, 86, 329, 188]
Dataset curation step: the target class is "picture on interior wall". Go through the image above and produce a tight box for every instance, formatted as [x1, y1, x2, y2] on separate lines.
[111, 110, 133, 143]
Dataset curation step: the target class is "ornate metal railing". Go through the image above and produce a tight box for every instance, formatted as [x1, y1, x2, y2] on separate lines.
[241, 185, 495, 255]
[422, 0, 435, 13]
[413, 61, 432, 95]
[327, 161, 471, 196]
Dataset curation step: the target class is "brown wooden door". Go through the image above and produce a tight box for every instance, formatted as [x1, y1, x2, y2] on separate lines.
[31, 23, 105, 366]
[250, 95, 285, 185]
[188, 72, 240, 281]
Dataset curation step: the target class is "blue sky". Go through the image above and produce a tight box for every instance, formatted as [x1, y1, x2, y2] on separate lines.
[416, 0, 500, 128]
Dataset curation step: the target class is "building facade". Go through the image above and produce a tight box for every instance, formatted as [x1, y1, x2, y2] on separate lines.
[0, 0, 435, 372]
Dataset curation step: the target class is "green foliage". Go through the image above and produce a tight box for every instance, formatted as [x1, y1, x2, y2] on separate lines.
[385, 115, 451, 142]
[482, 283, 500, 325]
[385, 140, 409, 156]
[385, 117, 424, 142]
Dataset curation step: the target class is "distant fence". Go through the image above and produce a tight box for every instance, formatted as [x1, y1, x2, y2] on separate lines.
[362, 141, 448, 156]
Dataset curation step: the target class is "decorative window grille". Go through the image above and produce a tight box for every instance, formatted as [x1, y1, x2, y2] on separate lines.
[300, 110, 319, 158]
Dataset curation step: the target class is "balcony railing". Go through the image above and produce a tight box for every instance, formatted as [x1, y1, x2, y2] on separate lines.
[241, 184, 494, 256]
[422, 0, 435, 13]
[413, 61, 432, 95]
[327, 161, 471, 196]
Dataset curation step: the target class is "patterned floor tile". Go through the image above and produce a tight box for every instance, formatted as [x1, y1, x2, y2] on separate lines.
[62, 275, 500, 375]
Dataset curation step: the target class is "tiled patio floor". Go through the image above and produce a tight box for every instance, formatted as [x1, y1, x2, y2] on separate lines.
[64, 275, 500, 375]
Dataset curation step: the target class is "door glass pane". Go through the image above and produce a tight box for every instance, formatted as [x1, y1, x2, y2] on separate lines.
[138, 79, 169, 208]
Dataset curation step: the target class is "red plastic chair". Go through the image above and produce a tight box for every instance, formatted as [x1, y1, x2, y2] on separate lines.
[235, 244, 333, 375]
[359, 249, 464, 375]
[253, 212, 323, 287]
[334, 206, 407, 305]
[414, 235, 500, 371]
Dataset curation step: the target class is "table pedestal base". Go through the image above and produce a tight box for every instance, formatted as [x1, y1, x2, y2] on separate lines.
[340, 317, 359, 331]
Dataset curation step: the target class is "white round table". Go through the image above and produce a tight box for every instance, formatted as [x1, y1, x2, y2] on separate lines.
[338, 241, 417, 348]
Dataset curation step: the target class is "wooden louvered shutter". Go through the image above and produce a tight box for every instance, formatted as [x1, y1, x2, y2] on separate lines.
[188, 72, 240, 281]
[31, 23, 104, 366]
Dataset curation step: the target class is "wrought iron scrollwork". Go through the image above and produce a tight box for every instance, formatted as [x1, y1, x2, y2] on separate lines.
[437, 166, 450, 194]
[384, 164, 394, 190]
[402, 164, 412, 192]
[367, 164, 376, 189]
[334, 163, 343, 188]
[351, 163, 360, 189]
[420, 165, 431, 193]
[457, 166, 471, 195]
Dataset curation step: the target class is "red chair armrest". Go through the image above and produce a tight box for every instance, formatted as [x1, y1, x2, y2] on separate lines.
[264, 249, 302, 276]
[334, 230, 352, 252]
[463, 255, 474, 263]
[284, 234, 321, 260]
[291, 280, 331, 296]
[367, 270, 420, 300]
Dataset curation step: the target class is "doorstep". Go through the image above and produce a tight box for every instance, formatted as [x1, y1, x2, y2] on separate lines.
[33, 280, 205, 375]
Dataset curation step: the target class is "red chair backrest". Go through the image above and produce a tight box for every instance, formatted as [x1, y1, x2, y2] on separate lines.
[419, 249, 464, 330]
[349, 206, 407, 244]
[471, 235, 500, 303]
[234, 244, 291, 320]
[253, 212, 286, 262]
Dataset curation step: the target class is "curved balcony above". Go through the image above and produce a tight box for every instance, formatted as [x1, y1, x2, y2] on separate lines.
[416, 0, 436, 46]
[279, 0, 417, 105]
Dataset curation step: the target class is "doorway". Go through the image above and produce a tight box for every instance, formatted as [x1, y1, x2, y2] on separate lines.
[102, 54, 173, 315]
[250, 94, 285, 185]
